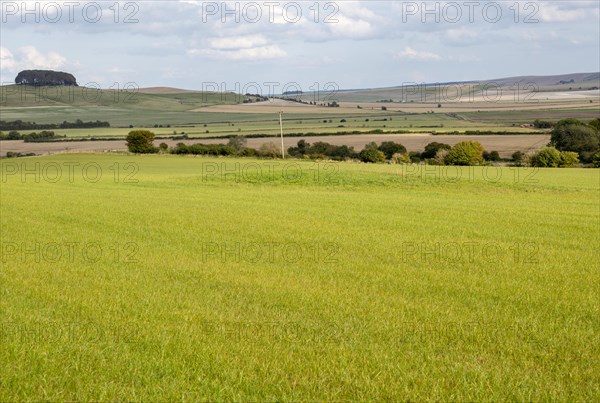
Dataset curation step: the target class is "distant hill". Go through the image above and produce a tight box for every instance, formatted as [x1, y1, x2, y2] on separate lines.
[138, 87, 204, 94]
[290, 72, 600, 102]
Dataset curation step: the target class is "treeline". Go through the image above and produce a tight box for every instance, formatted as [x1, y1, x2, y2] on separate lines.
[125, 118, 600, 168]
[0, 119, 110, 131]
[0, 130, 65, 142]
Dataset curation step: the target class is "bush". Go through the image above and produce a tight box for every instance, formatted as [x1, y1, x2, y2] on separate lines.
[550, 119, 600, 162]
[483, 150, 501, 162]
[126, 130, 158, 154]
[512, 151, 526, 167]
[422, 142, 451, 159]
[531, 147, 561, 167]
[359, 147, 385, 163]
[593, 151, 600, 168]
[7, 130, 22, 140]
[378, 141, 407, 159]
[559, 151, 580, 167]
[227, 136, 247, 152]
[258, 142, 281, 158]
[159, 143, 169, 152]
[23, 131, 64, 142]
[408, 152, 421, 163]
[533, 119, 554, 129]
[434, 149, 450, 165]
[445, 141, 484, 166]
[391, 153, 410, 164]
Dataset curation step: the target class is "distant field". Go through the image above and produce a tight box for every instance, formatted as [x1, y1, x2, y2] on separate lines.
[1, 154, 598, 400]
[1, 85, 598, 140]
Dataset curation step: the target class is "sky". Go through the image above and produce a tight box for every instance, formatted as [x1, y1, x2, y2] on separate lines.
[1, 0, 599, 93]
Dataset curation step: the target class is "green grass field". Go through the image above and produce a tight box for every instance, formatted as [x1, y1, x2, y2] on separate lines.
[1, 154, 598, 401]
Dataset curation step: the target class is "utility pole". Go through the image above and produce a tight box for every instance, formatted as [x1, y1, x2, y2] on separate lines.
[279, 111, 285, 159]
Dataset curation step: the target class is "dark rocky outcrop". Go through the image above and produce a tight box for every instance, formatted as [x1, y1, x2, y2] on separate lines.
[15, 70, 78, 86]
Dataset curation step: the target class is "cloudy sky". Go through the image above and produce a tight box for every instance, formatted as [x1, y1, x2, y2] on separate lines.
[1, 1, 599, 92]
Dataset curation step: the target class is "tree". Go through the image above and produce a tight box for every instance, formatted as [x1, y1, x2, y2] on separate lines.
[550, 119, 600, 162]
[512, 151, 526, 166]
[483, 150, 501, 162]
[421, 142, 451, 159]
[227, 136, 247, 152]
[359, 144, 385, 163]
[126, 130, 158, 154]
[445, 141, 484, 166]
[531, 147, 561, 167]
[378, 141, 407, 159]
[159, 143, 169, 152]
[258, 142, 280, 158]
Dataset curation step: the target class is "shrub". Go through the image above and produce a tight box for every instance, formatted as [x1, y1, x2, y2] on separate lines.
[258, 142, 281, 158]
[533, 119, 554, 129]
[359, 147, 385, 163]
[483, 150, 501, 162]
[512, 151, 526, 167]
[378, 141, 407, 159]
[227, 136, 247, 152]
[126, 130, 158, 154]
[422, 142, 451, 159]
[550, 119, 600, 162]
[593, 151, 600, 168]
[7, 130, 22, 140]
[238, 147, 259, 157]
[434, 149, 450, 165]
[445, 141, 484, 166]
[391, 153, 410, 164]
[159, 143, 169, 152]
[408, 152, 421, 163]
[559, 151, 580, 167]
[531, 147, 561, 167]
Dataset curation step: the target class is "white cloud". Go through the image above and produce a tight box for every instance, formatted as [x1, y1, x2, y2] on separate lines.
[395, 47, 442, 61]
[208, 35, 269, 50]
[190, 45, 287, 61]
[0, 46, 67, 74]
[0, 47, 17, 71]
[538, 2, 599, 22]
[19, 46, 67, 69]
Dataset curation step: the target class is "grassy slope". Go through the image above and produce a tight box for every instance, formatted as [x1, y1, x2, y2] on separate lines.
[1, 154, 598, 401]
[0, 85, 248, 127]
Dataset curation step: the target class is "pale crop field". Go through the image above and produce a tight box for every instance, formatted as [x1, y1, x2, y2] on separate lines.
[0, 154, 598, 401]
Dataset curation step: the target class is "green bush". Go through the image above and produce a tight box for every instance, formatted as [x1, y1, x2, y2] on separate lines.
[445, 141, 484, 166]
[126, 130, 158, 154]
[550, 119, 600, 162]
[559, 151, 580, 167]
[512, 151, 525, 166]
[359, 147, 385, 163]
[593, 151, 600, 168]
[408, 152, 421, 163]
[483, 150, 501, 162]
[227, 136, 247, 152]
[378, 141, 407, 159]
[421, 142, 451, 159]
[391, 153, 410, 164]
[531, 147, 561, 167]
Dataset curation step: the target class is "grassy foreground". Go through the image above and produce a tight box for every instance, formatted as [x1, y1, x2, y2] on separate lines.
[0, 154, 598, 401]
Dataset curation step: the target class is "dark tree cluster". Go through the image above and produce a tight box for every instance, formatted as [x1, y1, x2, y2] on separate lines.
[0, 120, 109, 131]
[15, 70, 78, 86]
